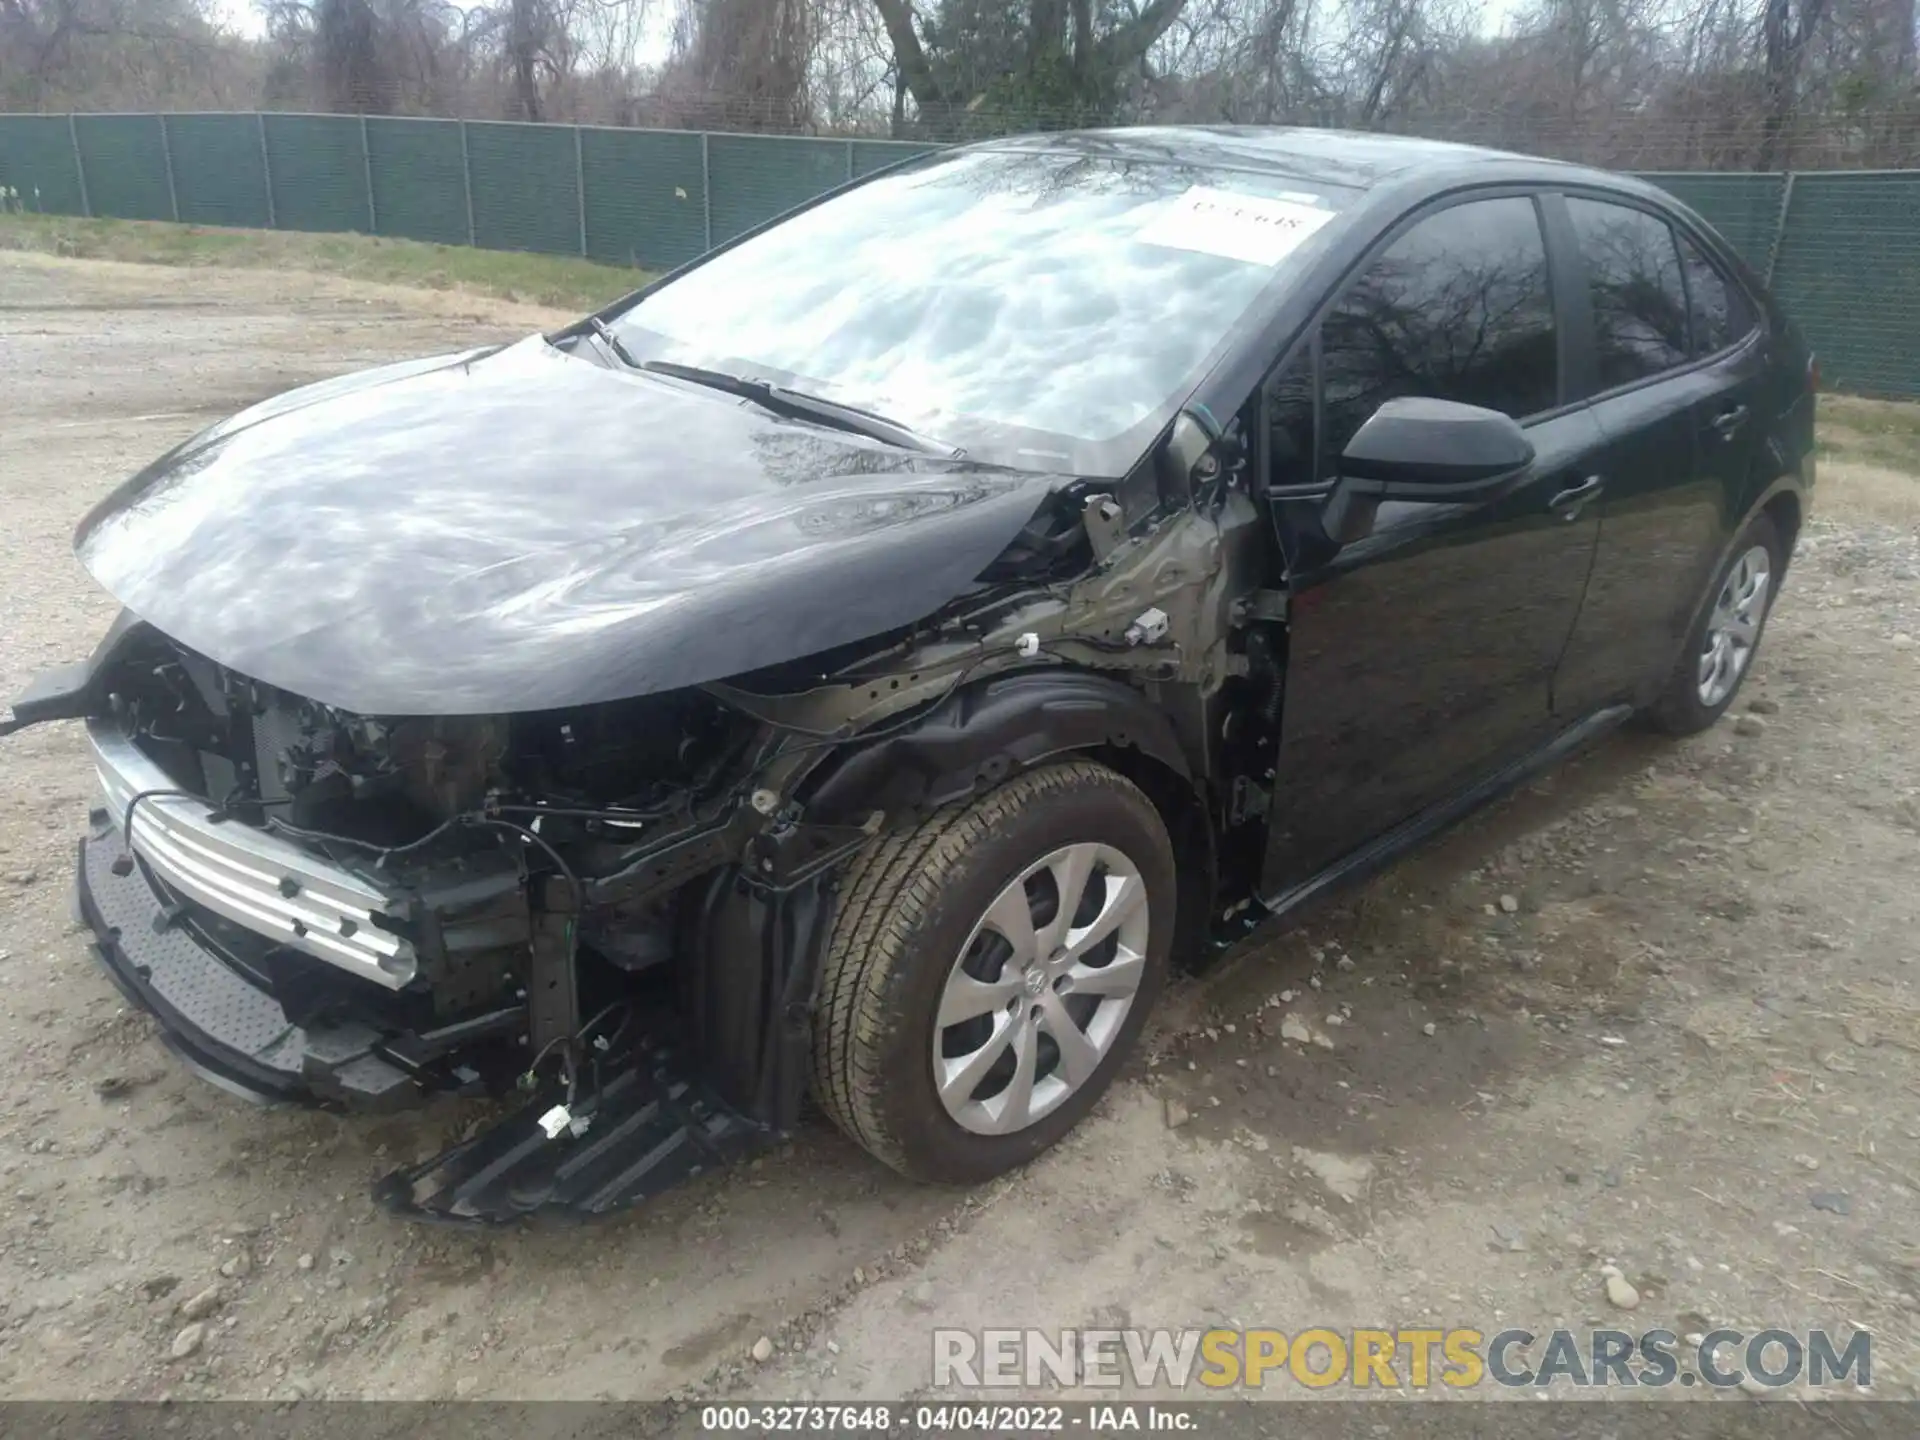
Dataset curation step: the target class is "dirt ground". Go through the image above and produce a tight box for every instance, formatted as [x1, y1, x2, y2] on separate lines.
[1, 250, 1917, 1405]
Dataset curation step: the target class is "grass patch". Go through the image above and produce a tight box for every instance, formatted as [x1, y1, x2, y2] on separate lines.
[0, 213, 651, 312]
[1820, 459, 1920, 527]
[1817, 393, 1920, 473]
[1817, 394, 1920, 527]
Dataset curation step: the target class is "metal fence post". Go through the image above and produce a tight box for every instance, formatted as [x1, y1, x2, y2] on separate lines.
[574, 125, 588, 256]
[360, 114, 378, 234]
[459, 120, 477, 247]
[700, 131, 714, 252]
[67, 114, 92, 218]
[158, 114, 180, 222]
[257, 113, 277, 228]
[845, 137, 856, 181]
[1764, 170, 1795, 290]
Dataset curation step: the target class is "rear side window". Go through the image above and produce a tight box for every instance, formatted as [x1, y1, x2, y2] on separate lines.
[1320, 196, 1557, 464]
[1568, 198, 1689, 388]
[1677, 233, 1753, 356]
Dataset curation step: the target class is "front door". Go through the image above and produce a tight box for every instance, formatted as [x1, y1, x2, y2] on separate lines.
[1260, 194, 1608, 896]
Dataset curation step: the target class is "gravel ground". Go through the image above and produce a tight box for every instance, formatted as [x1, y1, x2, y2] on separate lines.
[0, 250, 1917, 1405]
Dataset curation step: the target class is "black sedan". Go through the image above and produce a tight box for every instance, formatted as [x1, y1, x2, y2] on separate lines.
[2, 127, 1813, 1221]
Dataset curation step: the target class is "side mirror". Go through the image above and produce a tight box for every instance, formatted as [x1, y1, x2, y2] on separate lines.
[1338, 397, 1535, 498]
[1321, 397, 1534, 546]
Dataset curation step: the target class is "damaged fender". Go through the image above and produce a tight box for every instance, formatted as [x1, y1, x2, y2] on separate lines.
[803, 668, 1196, 824]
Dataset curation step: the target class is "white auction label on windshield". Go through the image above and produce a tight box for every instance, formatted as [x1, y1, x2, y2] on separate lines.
[1137, 186, 1334, 266]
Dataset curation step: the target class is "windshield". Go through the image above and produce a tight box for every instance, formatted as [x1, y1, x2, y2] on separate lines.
[605, 148, 1356, 475]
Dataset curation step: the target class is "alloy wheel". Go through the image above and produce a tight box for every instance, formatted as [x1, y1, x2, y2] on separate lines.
[1697, 544, 1772, 709]
[932, 842, 1149, 1136]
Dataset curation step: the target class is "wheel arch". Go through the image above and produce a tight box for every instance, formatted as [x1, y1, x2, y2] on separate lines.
[1738, 440, 1809, 572]
[1680, 469, 1806, 658]
[1760, 486, 1803, 573]
[1640, 476, 1798, 730]
[802, 668, 1218, 966]
[802, 667, 1199, 821]
[1083, 739, 1218, 971]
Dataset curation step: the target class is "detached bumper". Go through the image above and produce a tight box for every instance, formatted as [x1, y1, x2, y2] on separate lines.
[79, 823, 773, 1222]
[78, 823, 425, 1109]
[87, 715, 418, 988]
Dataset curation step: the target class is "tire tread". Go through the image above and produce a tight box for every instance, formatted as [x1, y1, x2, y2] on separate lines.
[810, 761, 1148, 1176]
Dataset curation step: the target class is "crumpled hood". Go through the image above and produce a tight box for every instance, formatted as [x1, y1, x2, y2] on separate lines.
[75, 337, 1065, 715]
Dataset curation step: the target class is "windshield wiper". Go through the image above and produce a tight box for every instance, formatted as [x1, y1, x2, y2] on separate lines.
[584, 315, 641, 370]
[637, 359, 958, 456]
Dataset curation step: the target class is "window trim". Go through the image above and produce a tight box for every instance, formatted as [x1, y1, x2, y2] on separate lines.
[1550, 184, 1765, 406]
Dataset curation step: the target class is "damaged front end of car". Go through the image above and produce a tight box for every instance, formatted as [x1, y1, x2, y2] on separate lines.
[6, 361, 1276, 1224]
[39, 615, 802, 1219]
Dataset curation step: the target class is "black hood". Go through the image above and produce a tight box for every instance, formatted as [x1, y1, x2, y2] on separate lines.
[75, 337, 1067, 715]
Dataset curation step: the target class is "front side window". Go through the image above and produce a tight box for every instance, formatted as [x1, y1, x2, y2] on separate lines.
[606, 149, 1359, 475]
[1318, 196, 1558, 466]
[1568, 197, 1690, 388]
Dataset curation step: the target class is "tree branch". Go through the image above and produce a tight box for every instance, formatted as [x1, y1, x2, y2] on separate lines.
[1093, 0, 1188, 73]
[868, 0, 947, 107]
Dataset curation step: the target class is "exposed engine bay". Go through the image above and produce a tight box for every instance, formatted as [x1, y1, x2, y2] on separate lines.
[110, 621, 756, 842]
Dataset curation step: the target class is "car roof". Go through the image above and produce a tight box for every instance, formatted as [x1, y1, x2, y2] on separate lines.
[971, 125, 1589, 196]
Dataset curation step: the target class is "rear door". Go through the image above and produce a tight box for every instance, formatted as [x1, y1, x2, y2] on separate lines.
[1549, 194, 1769, 716]
[1259, 193, 1609, 894]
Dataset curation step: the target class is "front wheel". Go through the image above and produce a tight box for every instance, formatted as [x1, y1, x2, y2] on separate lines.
[1645, 513, 1782, 735]
[811, 761, 1175, 1184]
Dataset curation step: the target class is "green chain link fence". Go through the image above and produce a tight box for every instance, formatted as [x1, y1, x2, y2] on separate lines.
[0, 111, 1912, 397]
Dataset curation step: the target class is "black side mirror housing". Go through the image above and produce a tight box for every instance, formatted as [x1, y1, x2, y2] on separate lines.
[1321, 397, 1535, 545]
[1339, 397, 1535, 498]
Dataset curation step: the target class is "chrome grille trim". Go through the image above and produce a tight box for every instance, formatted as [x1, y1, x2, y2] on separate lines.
[88, 716, 418, 988]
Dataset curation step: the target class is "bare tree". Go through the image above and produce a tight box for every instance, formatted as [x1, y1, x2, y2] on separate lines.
[1757, 0, 1834, 163]
[315, 0, 392, 109]
[861, 0, 1194, 128]
[661, 0, 815, 129]
[0, 0, 246, 109]
[502, 0, 546, 116]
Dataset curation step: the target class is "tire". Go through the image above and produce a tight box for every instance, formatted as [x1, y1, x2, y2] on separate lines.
[811, 760, 1175, 1185]
[1645, 513, 1782, 736]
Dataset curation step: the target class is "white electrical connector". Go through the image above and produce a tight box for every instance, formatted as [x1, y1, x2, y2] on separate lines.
[537, 1104, 594, 1140]
[1016, 631, 1041, 658]
[1124, 608, 1171, 647]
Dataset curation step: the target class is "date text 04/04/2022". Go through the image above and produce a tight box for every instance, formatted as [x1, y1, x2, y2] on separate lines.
[696, 1403, 1199, 1432]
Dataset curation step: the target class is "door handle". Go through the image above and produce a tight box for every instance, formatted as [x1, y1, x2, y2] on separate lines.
[1710, 404, 1749, 440]
[1549, 474, 1605, 520]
